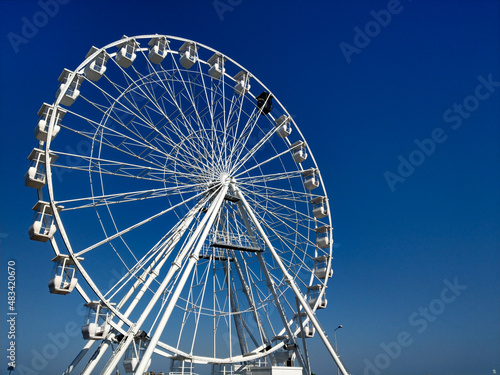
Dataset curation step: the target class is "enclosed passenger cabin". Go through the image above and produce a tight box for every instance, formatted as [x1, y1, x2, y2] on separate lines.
[313, 255, 333, 279]
[296, 318, 315, 338]
[290, 141, 307, 163]
[48, 254, 82, 295]
[84, 46, 109, 81]
[295, 312, 315, 338]
[123, 331, 150, 373]
[307, 285, 327, 309]
[233, 70, 251, 95]
[310, 196, 328, 219]
[207, 53, 226, 79]
[148, 36, 169, 64]
[256, 91, 273, 115]
[302, 168, 319, 190]
[275, 115, 292, 138]
[35, 103, 65, 142]
[28, 201, 61, 242]
[178, 41, 198, 69]
[56, 69, 83, 107]
[315, 225, 332, 249]
[24, 148, 57, 189]
[116, 37, 138, 68]
[82, 301, 112, 340]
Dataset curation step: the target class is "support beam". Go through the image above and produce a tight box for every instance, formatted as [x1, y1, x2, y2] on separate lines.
[134, 183, 230, 375]
[99, 197, 216, 375]
[233, 184, 350, 375]
[61, 340, 95, 375]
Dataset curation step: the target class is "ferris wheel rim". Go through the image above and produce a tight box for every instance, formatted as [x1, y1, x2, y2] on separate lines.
[34, 34, 334, 366]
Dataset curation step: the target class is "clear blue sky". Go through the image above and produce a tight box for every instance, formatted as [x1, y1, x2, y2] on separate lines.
[1, 1, 499, 375]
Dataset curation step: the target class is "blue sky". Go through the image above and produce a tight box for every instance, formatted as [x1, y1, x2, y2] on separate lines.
[1, 1, 499, 375]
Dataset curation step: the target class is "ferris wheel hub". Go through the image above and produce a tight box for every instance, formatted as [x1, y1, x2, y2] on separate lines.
[219, 172, 231, 185]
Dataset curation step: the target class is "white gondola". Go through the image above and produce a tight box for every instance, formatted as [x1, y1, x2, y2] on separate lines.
[148, 36, 168, 64]
[297, 321, 315, 339]
[275, 115, 292, 138]
[307, 285, 327, 309]
[82, 301, 112, 340]
[56, 69, 83, 107]
[28, 201, 61, 242]
[295, 312, 316, 338]
[315, 225, 332, 249]
[178, 41, 198, 69]
[116, 37, 138, 68]
[310, 196, 328, 219]
[302, 168, 319, 190]
[35, 103, 65, 142]
[233, 70, 251, 95]
[123, 331, 150, 373]
[290, 140, 307, 163]
[24, 148, 57, 189]
[48, 254, 82, 295]
[314, 255, 333, 279]
[84, 46, 109, 81]
[207, 53, 226, 79]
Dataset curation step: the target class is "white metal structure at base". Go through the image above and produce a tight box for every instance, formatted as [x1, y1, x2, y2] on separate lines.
[26, 34, 349, 375]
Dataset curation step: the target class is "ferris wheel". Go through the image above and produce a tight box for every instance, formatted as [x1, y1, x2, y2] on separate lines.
[25, 34, 349, 375]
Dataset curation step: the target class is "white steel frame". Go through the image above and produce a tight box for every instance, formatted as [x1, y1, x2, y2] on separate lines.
[27, 34, 348, 375]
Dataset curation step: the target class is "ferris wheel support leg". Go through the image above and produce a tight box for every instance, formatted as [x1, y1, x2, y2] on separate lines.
[61, 340, 95, 375]
[228, 249, 275, 366]
[222, 260, 250, 357]
[98, 202, 209, 375]
[134, 184, 230, 375]
[295, 298, 311, 375]
[234, 191, 302, 369]
[82, 210, 201, 375]
[235, 187, 350, 375]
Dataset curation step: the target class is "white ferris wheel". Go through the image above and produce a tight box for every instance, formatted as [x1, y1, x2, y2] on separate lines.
[25, 34, 349, 375]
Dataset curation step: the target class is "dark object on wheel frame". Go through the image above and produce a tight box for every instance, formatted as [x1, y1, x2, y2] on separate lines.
[256, 91, 273, 115]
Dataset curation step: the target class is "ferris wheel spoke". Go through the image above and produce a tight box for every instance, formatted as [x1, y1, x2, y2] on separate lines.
[63, 104, 175, 162]
[237, 170, 304, 185]
[92, 67, 210, 171]
[155, 64, 215, 165]
[238, 182, 315, 204]
[50, 149, 203, 184]
[82, 76, 164, 139]
[231, 143, 292, 179]
[74, 188, 210, 257]
[226, 103, 265, 171]
[55, 182, 205, 211]
[196, 62, 227, 170]
[237, 187, 316, 247]
[237, 188, 311, 224]
[222, 93, 246, 171]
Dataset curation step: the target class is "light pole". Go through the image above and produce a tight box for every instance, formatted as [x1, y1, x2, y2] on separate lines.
[334, 325, 343, 375]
